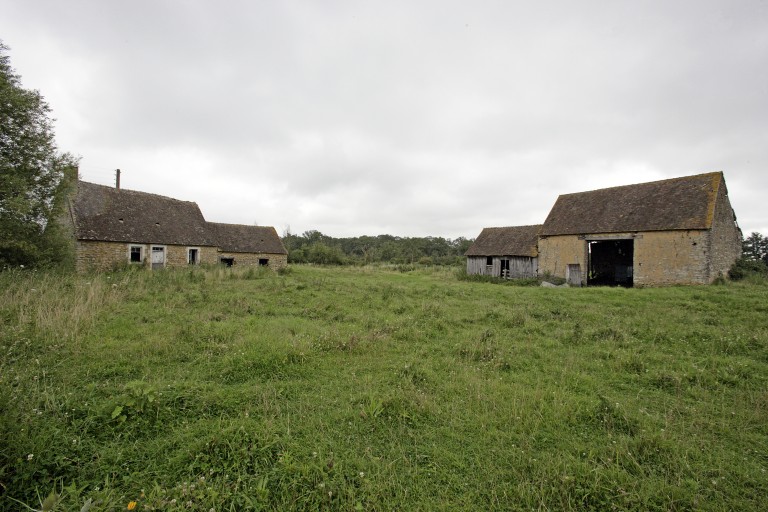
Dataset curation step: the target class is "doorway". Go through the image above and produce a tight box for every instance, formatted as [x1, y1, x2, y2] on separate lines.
[588, 239, 633, 287]
[151, 246, 165, 270]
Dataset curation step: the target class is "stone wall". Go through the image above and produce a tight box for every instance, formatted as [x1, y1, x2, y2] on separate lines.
[216, 252, 288, 270]
[538, 235, 588, 283]
[633, 230, 710, 286]
[708, 182, 742, 280]
[76, 241, 129, 273]
[76, 241, 219, 272]
[538, 230, 721, 286]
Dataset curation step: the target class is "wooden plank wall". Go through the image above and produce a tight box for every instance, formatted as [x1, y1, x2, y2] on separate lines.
[466, 256, 538, 278]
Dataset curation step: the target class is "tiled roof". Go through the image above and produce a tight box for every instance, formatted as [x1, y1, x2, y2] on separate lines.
[72, 181, 287, 254]
[465, 225, 541, 257]
[208, 223, 287, 255]
[540, 172, 724, 236]
[73, 182, 215, 246]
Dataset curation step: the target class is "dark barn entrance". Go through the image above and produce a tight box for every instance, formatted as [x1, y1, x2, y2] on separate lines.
[588, 239, 634, 287]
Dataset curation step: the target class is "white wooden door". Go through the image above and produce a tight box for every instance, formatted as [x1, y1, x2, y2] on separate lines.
[151, 247, 165, 269]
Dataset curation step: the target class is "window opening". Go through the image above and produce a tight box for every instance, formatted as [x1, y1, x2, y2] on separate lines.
[258, 258, 269, 266]
[188, 248, 199, 264]
[129, 246, 142, 263]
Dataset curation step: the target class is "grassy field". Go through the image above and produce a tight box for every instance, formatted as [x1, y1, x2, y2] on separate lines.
[1, 265, 767, 511]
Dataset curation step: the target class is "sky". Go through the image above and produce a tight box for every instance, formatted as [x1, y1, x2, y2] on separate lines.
[1, 0, 766, 239]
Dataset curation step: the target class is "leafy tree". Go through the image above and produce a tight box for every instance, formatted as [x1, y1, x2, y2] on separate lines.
[0, 41, 77, 268]
[742, 232, 768, 264]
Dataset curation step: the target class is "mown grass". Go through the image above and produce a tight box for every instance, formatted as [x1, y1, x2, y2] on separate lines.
[1, 265, 767, 511]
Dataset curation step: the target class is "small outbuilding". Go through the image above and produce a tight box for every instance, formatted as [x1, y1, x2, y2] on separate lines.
[464, 225, 540, 278]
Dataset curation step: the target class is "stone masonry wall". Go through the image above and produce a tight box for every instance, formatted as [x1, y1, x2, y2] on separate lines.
[76, 241, 220, 272]
[537, 235, 587, 282]
[708, 182, 742, 280]
[633, 230, 710, 286]
[216, 252, 288, 270]
[538, 231, 717, 286]
[76, 241, 129, 273]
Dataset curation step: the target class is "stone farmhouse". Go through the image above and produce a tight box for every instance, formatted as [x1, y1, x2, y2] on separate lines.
[466, 172, 741, 286]
[68, 181, 288, 272]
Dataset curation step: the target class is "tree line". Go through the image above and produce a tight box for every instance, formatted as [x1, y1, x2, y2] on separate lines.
[283, 230, 473, 266]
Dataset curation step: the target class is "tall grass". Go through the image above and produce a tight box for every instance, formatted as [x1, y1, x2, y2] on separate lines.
[1, 265, 767, 511]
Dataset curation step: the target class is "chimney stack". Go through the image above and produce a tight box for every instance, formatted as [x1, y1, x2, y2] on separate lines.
[115, 169, 121, 190]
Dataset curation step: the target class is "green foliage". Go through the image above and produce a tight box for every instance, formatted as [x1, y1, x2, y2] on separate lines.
[728, 256, 768, 281]
[742, 231, 768, 264]
[0, 42, 78, 269]
[2, 266, 767, 510]
[284, 229, 471, 266]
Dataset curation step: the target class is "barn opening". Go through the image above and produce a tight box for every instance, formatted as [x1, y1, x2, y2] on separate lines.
[220, 257, 235, 267]
[588, 239, 634, 287]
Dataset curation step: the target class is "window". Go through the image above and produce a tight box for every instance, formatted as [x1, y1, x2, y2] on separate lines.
[188, 248, 199, 264]
[259, 258, 269, 266]
[486, 256, 493, 266]
[220, 257, 235, 267]
[129, 245, 143, 263]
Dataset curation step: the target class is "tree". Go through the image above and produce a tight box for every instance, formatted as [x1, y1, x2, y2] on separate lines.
[0, 41, 77, 268]
[742, 232, 768, 264]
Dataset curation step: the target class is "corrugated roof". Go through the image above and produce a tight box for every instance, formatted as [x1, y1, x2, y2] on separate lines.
[208, 223, 287, 255]
[73, 181, 216, 246]
[540, 172, 724, 236]
[465, 225, 541, 257]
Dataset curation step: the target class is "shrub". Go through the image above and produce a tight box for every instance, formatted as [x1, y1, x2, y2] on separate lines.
[728, 257, 768, 281]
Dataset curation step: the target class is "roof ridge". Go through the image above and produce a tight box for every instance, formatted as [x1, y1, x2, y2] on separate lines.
[556, 171, 723, 198]
[78, 180, 199, 205]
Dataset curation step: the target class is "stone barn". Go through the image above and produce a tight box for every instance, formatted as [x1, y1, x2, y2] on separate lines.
[69, 181, 287, 272]
[465, 225, 540, 278]
[537, 172, 741, 287]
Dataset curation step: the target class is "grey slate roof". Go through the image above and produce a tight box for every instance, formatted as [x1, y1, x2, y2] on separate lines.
[72, 181, 287, 254]
[540, 172, 725, 236]
[208, 223, 287, 255]
[465, 225, 541, 257]
[73, 181, 215, 246]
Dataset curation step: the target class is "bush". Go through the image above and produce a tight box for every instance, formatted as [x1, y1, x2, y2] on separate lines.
[728, 257, 768, 281]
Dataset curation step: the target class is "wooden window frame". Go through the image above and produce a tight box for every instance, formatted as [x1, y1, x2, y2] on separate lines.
[128, 244, 144, 263]
[187, 247, 200, 265]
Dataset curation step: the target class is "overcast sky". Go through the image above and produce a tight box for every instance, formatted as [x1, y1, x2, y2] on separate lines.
[2, 0, 766, 239]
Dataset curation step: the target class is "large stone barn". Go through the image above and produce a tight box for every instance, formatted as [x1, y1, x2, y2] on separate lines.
[69, 181, 287, 272]
[464, 225, 540, 278]
[538, 172, 741, 287]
